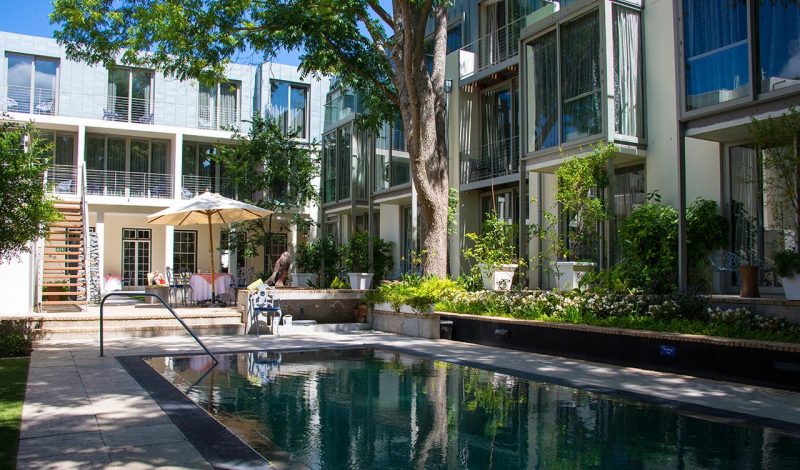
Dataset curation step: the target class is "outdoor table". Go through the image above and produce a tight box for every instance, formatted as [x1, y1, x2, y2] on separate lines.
[103, 274, 123, 292]
[190, 273, 233, 302]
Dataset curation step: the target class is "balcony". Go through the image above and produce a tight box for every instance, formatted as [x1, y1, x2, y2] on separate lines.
[459, 19, 523, 81]
[0, 84, 243, 132]
[324, 93, 362, 129]
[181, 175, 235, 199]
[460, 136, 520, 185]
[47, 165, 79, 195]
[86, 169, 173, 199]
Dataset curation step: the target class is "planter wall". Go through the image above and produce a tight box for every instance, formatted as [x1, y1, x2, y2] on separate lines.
[372, 310, 441, 339]
[238, 289, 364, 324]
[439, 312, 800, 390]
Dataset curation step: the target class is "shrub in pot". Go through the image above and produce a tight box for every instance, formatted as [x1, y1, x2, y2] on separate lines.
[291, 241, 320, 287]
[463, 211, 518, 291]
[343, 231, 394, 289]
[773, 249, 800, 300]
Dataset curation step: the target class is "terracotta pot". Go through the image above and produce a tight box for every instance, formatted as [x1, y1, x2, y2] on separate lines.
[739, 265, 760, 298]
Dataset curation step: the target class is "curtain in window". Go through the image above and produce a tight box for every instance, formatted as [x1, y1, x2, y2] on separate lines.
[220, 83, 238, 128]
[529, 31, 558, 150]
[683, 0, 749, 110]
[290, 86, 307, 137]
[730, 145, 759, 261]
[323, 133, 337, 202]
[107, 70, 129, 119]
[182, 143, 197, 176]
[269, 81, 289, 134]
[151, 142, 168, 174]
[613, 6, 643, 138]
[560, 12, 601, 142]
[131, 71, 152, 122]
[54, 136, 74, 166]
[758, 0, 800, 93]
[198, 85, 216, 129]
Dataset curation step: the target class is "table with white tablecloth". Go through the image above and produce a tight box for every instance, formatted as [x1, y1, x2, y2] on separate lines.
[103, 275, 123, 293]
[189, 273, 233, 302]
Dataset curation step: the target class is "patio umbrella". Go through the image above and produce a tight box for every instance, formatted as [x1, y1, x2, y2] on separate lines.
[147, 191, 271, 303]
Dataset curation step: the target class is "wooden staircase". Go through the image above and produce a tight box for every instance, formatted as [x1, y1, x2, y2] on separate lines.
[40, 200, 88, 311]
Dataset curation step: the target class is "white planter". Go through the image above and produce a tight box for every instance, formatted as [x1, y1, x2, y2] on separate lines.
[291, 273, 318, 288]
[373, 302, 435, 315]
[347, 272, 374, 290]
[553, 261, 596, 291]
[478, 263, 518, 291]
[781, 275, 800, 300]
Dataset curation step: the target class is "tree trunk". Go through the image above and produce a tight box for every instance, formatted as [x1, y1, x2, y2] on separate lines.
[392, 2, 449, 278]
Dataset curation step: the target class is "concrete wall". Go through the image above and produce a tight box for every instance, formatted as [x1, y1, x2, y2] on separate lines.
[378, 204, 403, 278]
[0, 250, 35, 316]
[372, 310, 441, 340]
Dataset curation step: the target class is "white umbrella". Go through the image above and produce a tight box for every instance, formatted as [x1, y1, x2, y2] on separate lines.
[148, 191, 271, 302]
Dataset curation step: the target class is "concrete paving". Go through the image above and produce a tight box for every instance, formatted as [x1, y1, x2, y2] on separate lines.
[18, 331, 800, 469]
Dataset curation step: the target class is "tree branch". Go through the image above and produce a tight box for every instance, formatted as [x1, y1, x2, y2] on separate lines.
[366, 0, 395, 31]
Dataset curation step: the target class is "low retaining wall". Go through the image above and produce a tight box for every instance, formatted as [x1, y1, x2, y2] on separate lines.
[711, 296, 800, 323]
[439, 312, 800, 390]
[238, 289, 364, 324]
[372, 310, 440, 339]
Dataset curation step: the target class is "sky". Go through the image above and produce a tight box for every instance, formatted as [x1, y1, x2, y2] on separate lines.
[0, 0, 303, 66]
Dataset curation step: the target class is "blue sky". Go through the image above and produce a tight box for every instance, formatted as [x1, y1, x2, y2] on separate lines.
[0, 0, 302, 65]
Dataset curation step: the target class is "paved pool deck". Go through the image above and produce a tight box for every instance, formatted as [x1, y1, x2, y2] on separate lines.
[18, 331, 800, 469]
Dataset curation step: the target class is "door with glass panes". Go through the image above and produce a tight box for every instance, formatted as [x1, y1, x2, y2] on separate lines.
[122, 229, 151, 287]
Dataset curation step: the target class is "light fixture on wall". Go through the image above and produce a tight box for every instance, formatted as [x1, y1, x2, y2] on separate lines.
[444, 79, 453, 94]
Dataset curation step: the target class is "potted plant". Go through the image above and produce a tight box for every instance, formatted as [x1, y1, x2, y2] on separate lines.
[343, 231, 373, 289]
[291, 241, 319, 288]
[773, 250, 800, 300]
[551, 143, 613, 290]
[463, 211, 518, 291]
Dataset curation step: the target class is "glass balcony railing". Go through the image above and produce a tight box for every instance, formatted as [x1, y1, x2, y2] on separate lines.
[460, 136, 520, 184]
[86, 169, 173, 199]
[0, 84, 243, 132]
[324, 94, 362, 128]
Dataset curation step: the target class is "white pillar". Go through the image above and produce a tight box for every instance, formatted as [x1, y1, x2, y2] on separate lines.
[164, 225, 174, 273]
[76, 124, 86, 195]
[96, 212, 105, 293]
[173, 133, 183, 200]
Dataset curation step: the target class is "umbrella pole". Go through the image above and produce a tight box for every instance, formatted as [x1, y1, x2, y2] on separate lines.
[208, 213, 216, 304]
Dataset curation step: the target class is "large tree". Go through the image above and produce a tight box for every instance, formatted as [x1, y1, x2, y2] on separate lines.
[0, 119, 61, 262]
[52, 0, 451, 276]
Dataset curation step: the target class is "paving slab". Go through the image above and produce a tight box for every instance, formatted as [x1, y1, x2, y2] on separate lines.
[18, 330, 800, 469]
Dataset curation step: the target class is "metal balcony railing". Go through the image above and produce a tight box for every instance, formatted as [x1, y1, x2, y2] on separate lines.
[459, 19, 524, 80]
[181, 175, 235, 199]
[460, 136, 520, 184]
[0, 84, 243, 131]
[47, 164, 79, 195]
[86, 169, 173, 199]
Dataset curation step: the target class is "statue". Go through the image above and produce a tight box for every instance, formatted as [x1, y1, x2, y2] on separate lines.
[265, 251, 291, 287]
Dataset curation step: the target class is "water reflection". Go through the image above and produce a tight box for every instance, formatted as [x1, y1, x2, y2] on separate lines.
[145, 349, 800, 469]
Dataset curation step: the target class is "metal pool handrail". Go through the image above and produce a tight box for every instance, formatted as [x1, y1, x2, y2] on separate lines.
[99, 291, 218, 364]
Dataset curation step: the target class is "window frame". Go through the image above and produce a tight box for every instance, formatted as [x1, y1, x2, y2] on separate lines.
[268, 80, 310, 140]
[4, 52, 60, 115]
[173, 230, 198, 274]
[106, 67, 155, 123]
[197, 81, 241, 130]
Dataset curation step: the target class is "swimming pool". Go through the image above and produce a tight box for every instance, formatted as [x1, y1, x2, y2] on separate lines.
[143, 348, 800, 469]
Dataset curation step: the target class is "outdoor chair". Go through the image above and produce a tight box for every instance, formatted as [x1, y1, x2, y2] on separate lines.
[249, 284, 282, 336]
[229, 266, 254, 305]
[166, 266, 191, 306]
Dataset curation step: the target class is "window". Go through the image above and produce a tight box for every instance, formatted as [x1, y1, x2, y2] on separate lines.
[525, 10, 603, 152]
[106, 68, 154, 123]
[758, 1, 800, 93]
[613, 5, 643, 138]
[182, 143, 231, 198]
[199, 82, 239, 129]
[122, 229, 151, 287]
[447, 24, 462, 54]
[268, 81, 309, 138]
[85, 136, 171, 198]
[322, 132, 337, 202]
[337, 126, 352, 200]
[5, 53, 58, 114]
[264, 234, 288, 273]
[683, 0, 749, 110]
[173, 231, 197, 274]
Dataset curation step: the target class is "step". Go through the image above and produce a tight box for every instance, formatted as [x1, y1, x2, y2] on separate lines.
[44, 249, 84, 256]
[45, 243, 85, 248]
[43, 274, 85, 279]
[42, 282, 85, 288]
[50, 222, 83, 229]
[41, 314, 243, 329]
[41, 300, 87, 306]
[38, 322, 245, 340]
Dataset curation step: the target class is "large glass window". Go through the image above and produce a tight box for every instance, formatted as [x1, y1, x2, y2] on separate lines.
[560, 12, 601, 142]
[683, 0, 749, 110]
[106, 68, 154, 123]
[199, 82, 240, 130]
[527, 31, 558, 151]
[268, 81, 309, 138]
[85, 136, 170, 197]
[759, 1, 800, 93]
[374, 122, 390, 191]
[322, 132, 337, 203]
[447, 24, 462, 54]
[337, 127, 352, 200]
[5, 53, 58, 114]
[173, 231, 197, 274]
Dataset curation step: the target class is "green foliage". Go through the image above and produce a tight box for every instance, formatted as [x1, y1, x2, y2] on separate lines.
[463, 211, 517, 269]
[294, 241, 320, 273]
[0, 356, 29, 467]
[0, 320, 35, 358]
[686, 197, 728, 286]
[448, 187, 458, 235]
[343, 231, 394, 281]
[298, 234, 341, 286]
[750, 108, 800, 251]
[773, 249, 800, 278]
[0, 121, 61, 262]
[214, 115, 319, 260]
[367, 276, 460, 314]
[330, 276, 349, 289]
[554, 143, 614, 260]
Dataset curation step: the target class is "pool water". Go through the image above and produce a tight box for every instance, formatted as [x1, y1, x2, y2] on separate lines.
[145, 349, 800, 469]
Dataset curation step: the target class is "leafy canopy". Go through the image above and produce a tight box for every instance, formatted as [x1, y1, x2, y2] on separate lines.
[0, 120, 61, 262]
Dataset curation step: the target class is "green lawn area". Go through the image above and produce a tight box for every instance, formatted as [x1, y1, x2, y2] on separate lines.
[0, 357, 29, 470]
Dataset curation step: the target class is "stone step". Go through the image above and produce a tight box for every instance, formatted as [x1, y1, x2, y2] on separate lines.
[38, 322, 245, 340]
[40, 313, 243, 329]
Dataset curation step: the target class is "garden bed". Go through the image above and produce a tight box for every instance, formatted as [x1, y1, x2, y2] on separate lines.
[438, 311, 800, 390]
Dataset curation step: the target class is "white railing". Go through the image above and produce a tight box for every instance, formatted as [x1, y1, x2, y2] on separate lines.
[80, 162, 90, 304]
[0, 84, 243, 132]
[85, 169, 173, 199]
[181, 175, 235, 199]
[47, 164, 79, 195]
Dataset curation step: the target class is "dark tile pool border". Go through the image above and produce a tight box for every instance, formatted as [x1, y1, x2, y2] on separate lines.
[119, 343, 800, 469]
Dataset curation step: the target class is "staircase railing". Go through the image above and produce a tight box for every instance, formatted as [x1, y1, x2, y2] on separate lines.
[80, 162, 91, 305]
[99, 291, 218, 363]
